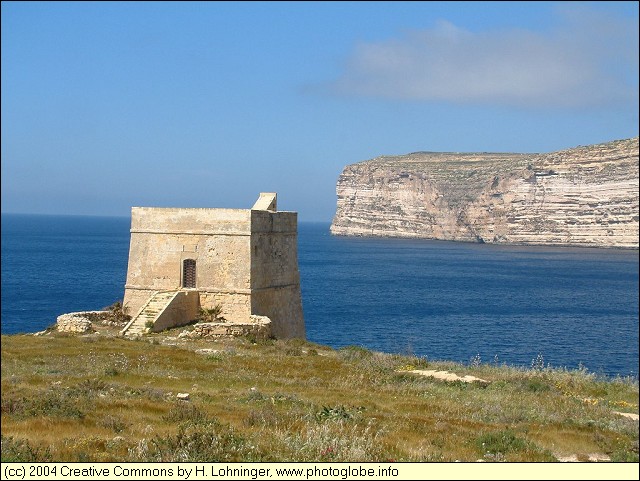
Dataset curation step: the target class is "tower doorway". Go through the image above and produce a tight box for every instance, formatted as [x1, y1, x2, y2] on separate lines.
[182, 259, 196, 288]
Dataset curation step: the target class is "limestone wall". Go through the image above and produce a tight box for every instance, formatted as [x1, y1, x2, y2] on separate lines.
[178, 315, 271, 340]
[250, 212, 299, 289]
[131, 207, 251, 234]
[56, 312, 96, 333]
[124, 207, 252, 315]
[251, 210, 298, 234]
[198, 291, 251, 323]
[251, 286, 305, 339]
[250, 210, 305, 339]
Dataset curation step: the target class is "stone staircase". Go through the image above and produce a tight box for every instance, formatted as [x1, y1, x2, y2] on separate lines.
[121, 291, 179, 336]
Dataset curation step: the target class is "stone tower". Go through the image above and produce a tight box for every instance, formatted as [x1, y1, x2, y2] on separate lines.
[122, 193, 305, 339]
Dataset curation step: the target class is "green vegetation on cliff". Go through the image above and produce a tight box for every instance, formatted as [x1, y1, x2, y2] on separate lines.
[1, 331, 637, 463]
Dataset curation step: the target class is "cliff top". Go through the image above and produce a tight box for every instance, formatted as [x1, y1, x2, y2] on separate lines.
[359, 137, 638, 170]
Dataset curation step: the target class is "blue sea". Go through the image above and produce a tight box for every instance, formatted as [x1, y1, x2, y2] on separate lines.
[2, 214, 638, 377]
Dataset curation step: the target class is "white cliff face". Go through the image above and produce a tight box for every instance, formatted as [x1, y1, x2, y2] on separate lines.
[330, 138, 639, 248]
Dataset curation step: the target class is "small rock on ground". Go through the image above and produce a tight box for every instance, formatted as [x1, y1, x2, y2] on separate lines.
[556, 453, 611, 462]
[614, 411, 639, 421]
[403, 369, 490, 385]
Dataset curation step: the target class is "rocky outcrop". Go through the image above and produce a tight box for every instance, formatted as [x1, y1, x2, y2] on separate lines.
[331, 138, 639, 248]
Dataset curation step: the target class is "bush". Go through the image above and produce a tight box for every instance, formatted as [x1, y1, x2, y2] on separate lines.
[1, 436, 53, 462]
[162, 403, 211, 426]
[129, 423, 252, 462]
[314, 405, 365, 422]
[2, 391, 85, 420]
[85, 301, 132, 325]
[197, 304, 225, 323]
[476, 430, 529, 455]
[338, 345, 373, 361]
[107, 301, 131, 324]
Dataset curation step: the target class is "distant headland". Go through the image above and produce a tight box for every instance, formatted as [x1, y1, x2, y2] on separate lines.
[331, 137, 639, 248]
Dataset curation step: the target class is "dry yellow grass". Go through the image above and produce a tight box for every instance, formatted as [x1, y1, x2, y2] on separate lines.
[1, 330, 638, 462]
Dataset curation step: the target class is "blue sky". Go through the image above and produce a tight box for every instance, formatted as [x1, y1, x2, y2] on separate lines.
[2, 1, 638, 221]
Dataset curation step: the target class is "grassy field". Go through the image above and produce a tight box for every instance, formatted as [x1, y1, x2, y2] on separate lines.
[1, 328, 638, 463]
